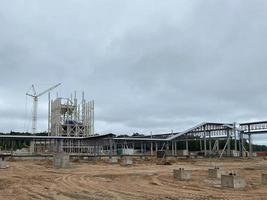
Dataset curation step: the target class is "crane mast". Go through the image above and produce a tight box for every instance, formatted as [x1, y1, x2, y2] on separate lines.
[26, 83, 61, 134]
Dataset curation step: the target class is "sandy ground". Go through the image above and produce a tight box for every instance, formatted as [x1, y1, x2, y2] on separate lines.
[0, 157, 267, 200]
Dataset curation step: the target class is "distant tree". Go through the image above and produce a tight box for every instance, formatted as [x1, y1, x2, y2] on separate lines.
[132, 133, 144, 137]
[35, 132, 48, 136]
[117, 134, 129, 138]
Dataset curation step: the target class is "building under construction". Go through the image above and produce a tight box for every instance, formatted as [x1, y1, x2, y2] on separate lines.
[2, 120, 267, 159]
[49, 92, 94, 137]
[2, 85, 267, 158]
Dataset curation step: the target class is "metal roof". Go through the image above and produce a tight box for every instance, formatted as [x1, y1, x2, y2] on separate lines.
[0, 133, 114, 140]
[114, 122, 235, 142]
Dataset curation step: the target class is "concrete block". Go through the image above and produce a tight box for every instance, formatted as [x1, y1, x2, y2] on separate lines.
[0, 161, 9, 169]
[209, 167, 226, 179]
[109, 157, 118, 164]
[140, 155, 146, 160]
[262, 173, 267, 185]
[177, 150, 189, 156]
[173, 168, 192, 181]
[53, 153, 70, 169]
[29, 141, 35, 153]
[122, 157, 133, 166]
[221, 174, 246, 189]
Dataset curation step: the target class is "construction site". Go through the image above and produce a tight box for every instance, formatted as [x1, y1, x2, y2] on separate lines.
[1, 84, 267, 200]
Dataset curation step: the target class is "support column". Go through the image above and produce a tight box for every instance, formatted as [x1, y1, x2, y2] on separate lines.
[11, 140, 14, 155]
[234, 122, 237, 151]
[151, 142, 153, 156]
[114, 142, 117, 155]
[209, 131, 212, 155]
[174, 141, 177, 156]
[30, 140, 35, 154]
[150, 131, 153, 156]
[240, 132, 244, 157]
[227, 129, 231, 157]
[204, 127, 207, 156]
[249, 134, 253, 158]
[109, 138, 113, 159]
[144, 143, 147, 155]
[172, 141, 174, 156]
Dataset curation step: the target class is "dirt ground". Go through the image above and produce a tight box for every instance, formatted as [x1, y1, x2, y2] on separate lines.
[0, 157, 267, 200]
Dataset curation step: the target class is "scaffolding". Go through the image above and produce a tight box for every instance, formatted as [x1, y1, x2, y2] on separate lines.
[49, 92, 94, 137]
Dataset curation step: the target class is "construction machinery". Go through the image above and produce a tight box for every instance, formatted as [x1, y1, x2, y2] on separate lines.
[26, 83, 61, 134]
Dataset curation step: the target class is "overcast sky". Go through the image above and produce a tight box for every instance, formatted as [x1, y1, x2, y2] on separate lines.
[1, 1, 267, 143]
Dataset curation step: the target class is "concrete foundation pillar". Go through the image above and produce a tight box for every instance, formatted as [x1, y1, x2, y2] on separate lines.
[53, 153, 70, 169]
[177, 150, 189, 156]
[173, 168, 192, 181]
[221, 174, 246, 189]
[208, 167, 226, 179]
[122, 157, 133, 166]
[109, 157, 118, 164]
[262, 173, 267, 185]
[30, 141, 35, 154]
[0, 160, 9, 169]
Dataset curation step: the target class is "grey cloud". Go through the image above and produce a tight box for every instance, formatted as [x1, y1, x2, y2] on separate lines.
[0, 1, 267, 144]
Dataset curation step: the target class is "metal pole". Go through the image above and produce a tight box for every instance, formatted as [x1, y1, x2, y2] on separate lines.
[227, 129, 231, 156]
[109, 138, 113, 159]
[248, 125, 252, 158]
[240, 131, 244, 157]
[172, 141, 174, 156]
[185, 140, 189, 151]
[48, 92, 51, 135]
[249, 134, 253, 158]
[150, 131, 153, 156]
[234, 122, 237, 151]
[174, 141, 177, 156]
[209, 131, 212, 155]
[204, 126, 207, 156]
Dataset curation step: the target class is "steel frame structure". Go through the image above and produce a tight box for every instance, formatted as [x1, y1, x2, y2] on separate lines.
[239, 121, 267, 158]
[1, 121, 267, 158]
[114, 122, 238, 157]
[50, 92, 94, 137]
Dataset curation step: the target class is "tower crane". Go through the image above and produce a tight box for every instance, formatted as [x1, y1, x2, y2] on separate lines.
[26, 83, 61, 134]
